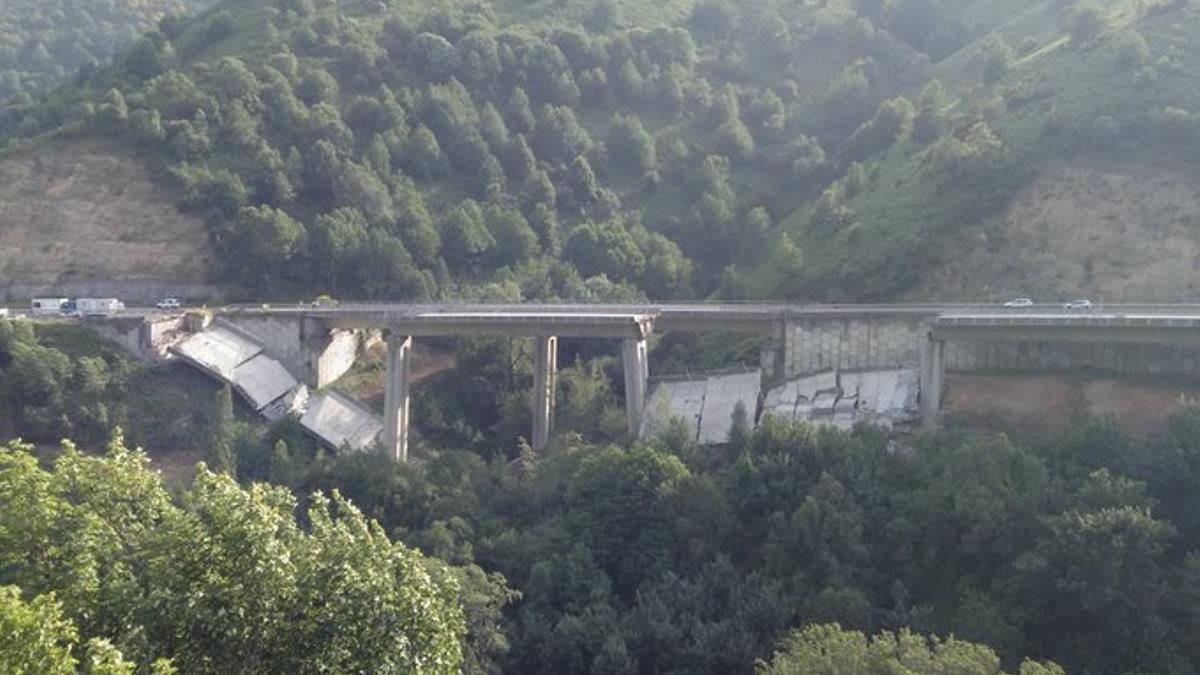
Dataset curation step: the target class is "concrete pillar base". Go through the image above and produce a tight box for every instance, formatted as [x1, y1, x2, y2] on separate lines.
[532, 336, 558, 450]
[623, 337, 649, 437]
[383, 332, 413, 462]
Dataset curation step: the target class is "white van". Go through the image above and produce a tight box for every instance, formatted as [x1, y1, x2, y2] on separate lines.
[30, 298, 68, 315]
[75, 298, 125, 317]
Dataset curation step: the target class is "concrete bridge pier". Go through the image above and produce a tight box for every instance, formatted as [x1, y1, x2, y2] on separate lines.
[623, 337, 649, 436]
[383, 332, 413, 462]
[532, 336, 558, 450]
[920, 334, 945, 422]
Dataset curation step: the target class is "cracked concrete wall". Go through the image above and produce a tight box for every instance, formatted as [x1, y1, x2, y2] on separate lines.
[782, 317, 925, 378]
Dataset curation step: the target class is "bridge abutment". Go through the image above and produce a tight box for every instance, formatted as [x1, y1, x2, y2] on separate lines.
[383, 332, 413, 463]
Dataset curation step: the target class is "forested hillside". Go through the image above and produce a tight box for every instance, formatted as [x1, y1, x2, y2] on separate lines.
[7, 0, 1200, 672]
[6, 0, 1197, 303]
[0, 0, 218, 105]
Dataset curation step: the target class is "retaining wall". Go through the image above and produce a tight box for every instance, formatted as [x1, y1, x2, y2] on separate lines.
[775, 316, 1200, 380]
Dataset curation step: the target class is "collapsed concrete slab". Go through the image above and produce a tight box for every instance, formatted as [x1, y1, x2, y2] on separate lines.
[696, 370, 761, 445]
[762, 366, 920, 430]
[170, 321, 383, 452]
[641, 369, 761, 445]
[300, 391, 383, 451]
[172, 325, 263, 379]
[232, 353, 299, 411]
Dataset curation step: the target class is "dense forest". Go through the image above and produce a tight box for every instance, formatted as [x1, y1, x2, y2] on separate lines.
[11, 378, 1200, 672]
[0, 0, 217, 105]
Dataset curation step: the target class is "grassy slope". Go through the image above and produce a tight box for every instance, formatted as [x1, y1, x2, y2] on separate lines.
[786, 0, 1200, 301]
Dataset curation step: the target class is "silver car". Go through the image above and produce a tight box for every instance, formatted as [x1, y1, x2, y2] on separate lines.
[1003, 298, 1034, 308]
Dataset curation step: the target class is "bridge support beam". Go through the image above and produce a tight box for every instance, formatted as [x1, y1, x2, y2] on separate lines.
[532, 336, 558, 450]
[623, 337, 649, 437]
[383, 332, 413, 462]
[920, 335, 945, 422]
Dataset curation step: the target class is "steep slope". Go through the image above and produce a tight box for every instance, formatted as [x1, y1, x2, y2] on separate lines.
[0, 139, 218, 302]
[1, 0, 1198, 305]
[907, 159, 1200, 301]
[0, 0, 942, 302]
[787, 0, 1200, 302]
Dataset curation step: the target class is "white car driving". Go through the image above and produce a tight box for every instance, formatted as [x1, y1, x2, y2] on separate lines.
[1063, 299, 1093, 310]
[1003, 298, 1034, 308]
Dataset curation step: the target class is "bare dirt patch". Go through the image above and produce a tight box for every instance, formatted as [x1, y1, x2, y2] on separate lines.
[944, 373, 1200, 435]
[0, 139, 218, 300]
[340, 340, 458, 409]
[909, 160, 1200, 302]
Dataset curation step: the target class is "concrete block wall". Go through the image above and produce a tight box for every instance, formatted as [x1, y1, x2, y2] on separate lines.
[781, 317, 925, 378]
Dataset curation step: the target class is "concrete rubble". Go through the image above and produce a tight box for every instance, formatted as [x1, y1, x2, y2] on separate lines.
[300, 391, 384, 452]
[642, 365, 920, 445]
[170, 320, 381, 451]
[764, 367, 920, 431]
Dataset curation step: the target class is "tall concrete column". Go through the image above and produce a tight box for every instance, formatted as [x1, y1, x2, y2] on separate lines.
[920, 335, 945, 422]
[532, 336, 558, 450]
[623, 337, 649, 437]
[383, 332, 413, 462]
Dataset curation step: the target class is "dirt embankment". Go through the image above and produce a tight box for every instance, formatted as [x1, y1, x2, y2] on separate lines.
[0, 140, 220, 302]
[910, 160, 1200, 302]
[944, 373, 1200, 435]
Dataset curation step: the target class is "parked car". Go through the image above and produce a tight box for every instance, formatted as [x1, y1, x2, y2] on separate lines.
[1003, 297, 1034, 308]
[1063, 299, 1093, 310]
[156, 298, 182, 310]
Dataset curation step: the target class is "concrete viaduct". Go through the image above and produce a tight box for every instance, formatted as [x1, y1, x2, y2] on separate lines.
[167, 302, 1200, 462]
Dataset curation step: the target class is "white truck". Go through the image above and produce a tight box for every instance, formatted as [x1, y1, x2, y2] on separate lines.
[75, 298, 125, 317]
[30, 298, 68, 316]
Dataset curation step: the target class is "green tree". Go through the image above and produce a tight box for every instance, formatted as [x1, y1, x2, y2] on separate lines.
[567, 445, 691, 597]
[1062, 2, 1109, 45]
[0, 587, 78, 674]
[0, 438, 466, 673]
[311, 207, 369, 292]
[1012, 501, 1173, 673]
[230, 205, 306, 282]
[404, 125, 445, 180]
[209, 384, 236, 475]
[761, 623, 1063, 674]
[606, 115, 656, 172]
[982, 38, 1016, 85]
[1114, 29, 1150, 70]
[564, 220, 646, 282]
[483, 204, 538, 268]
[444, 200, 495, 270]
